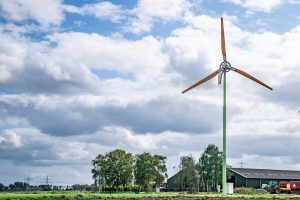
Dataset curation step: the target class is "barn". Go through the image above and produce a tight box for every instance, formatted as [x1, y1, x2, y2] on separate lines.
[229, 168, 300, 189]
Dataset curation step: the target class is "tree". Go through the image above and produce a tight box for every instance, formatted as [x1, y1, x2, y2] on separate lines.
[198, 144, 223, 192]
[106, 149, 134, 189]
[0, 183, 5, 191]
[92, 154, 106, 191]
[178, 155, 198, 192]
[7, 182, 28, 191]
[134, 153, 167, 191]
[92, 149, 134, 190]
[152, 155, 168, 186]
[9, 184, 16, 191]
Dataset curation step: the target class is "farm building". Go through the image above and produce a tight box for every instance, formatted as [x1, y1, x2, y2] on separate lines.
[167, 168, 300, 190]
[167, 169, 187, 191]
[229, 168, 300, 189]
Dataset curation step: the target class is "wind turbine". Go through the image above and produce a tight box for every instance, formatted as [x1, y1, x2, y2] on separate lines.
[182, 17, 272, 194]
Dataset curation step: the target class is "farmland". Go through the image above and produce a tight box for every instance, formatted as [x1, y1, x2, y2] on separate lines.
[1, 192, 300, 200]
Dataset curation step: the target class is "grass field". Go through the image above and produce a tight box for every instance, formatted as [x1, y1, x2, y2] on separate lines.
[1, 192, 300, 200]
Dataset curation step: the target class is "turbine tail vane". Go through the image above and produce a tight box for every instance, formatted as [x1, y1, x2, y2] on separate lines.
[231, 67, 273, 90]
[218, 71, 223, 84]
[182, 70, 220, 93]
[221, 17, 227, 60]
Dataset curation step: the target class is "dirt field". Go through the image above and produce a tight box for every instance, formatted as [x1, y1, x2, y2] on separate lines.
[1, 193, 300, 200]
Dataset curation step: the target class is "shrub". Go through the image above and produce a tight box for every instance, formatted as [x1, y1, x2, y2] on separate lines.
[234, 187, 258, 195]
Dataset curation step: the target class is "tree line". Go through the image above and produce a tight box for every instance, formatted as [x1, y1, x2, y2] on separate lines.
[0, 145, 227, 193]
[0, 182, 100, 192]
[169, 144, 231, 192]
[0, 182, 29, 191]
[91, 149, 167, 192]
[0, 182, 54, 191]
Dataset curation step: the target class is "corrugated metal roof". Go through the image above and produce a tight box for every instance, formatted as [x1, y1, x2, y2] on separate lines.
[230, 168, 300, 179]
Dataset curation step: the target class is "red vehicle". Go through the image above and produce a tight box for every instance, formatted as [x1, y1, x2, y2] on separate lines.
[279, 181, 300, 194]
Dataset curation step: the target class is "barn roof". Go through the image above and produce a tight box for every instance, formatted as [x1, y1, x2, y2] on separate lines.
[230, 168, 300, 180]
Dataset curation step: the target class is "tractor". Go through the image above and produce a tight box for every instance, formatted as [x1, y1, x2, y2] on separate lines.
[263, 181, 280, 194]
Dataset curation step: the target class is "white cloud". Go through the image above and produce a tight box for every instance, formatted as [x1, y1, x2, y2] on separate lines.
[0, 92, 221, 136]
[0, 32, 27, 82]
[0, 130, 22, 148]
[0, 0, 64, 27]
[48, 33, 168, 77]
[82, 2, 124, 22]
[64, 2, 124, 23]
[223, 0, 298, 12]
[0, 128, 99, 165]
[0, 34, 98, 94]
[126, 0, 191, 34]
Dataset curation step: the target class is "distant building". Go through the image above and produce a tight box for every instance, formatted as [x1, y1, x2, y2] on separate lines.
[167, 168, 300, 191]
[229, 168, 300, 189]
[167, 169, 186, 191]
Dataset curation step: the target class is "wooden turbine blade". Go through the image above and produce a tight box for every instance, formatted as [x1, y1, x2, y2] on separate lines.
[182, 70, 220, 93]
[221, 17, 226, 59]
[232, 68, 273, 90]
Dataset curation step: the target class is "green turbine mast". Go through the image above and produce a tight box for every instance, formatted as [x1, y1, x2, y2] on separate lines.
[182, 17, 273, 194]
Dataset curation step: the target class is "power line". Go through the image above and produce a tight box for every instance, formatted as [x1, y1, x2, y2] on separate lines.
[24, 177, 32, 190]
[24, 177, 32, 185]
[41, 175, 54, 185]
[239, 162, 247, 168]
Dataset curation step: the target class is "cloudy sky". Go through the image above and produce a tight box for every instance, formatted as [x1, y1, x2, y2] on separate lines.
[0, 0, 300, 186]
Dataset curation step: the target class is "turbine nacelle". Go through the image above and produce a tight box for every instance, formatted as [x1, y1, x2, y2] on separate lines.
[218, 61, 232, 84]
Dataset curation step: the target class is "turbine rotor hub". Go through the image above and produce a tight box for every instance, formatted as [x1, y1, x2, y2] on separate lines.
[220, 61, 231, 72]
